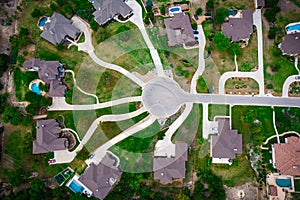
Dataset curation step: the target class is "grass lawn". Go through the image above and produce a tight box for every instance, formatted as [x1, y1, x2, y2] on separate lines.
[47, 111, 77, 132]
[232, 106, 275, 147]
[274, 107, 300, 134]
[196, 76, 209, 93]
[295, 179, 300, 192]
[208, 104, 229, 121]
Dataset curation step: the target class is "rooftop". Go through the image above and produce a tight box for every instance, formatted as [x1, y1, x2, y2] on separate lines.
[273, 136, 300, 176]
[164, 13, 195, 46]
[32, 119, 67, 154]
[40, 13, 80, 45]
[222, 10, 253, 42]
[153, 142, 188, 184]
[279, 32, 300, 56]
[92, 0, 133, 26]
[211, 118, 242, 160]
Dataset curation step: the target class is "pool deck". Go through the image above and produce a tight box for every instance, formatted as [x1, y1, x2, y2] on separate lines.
[29, 79, 46, 96]
[66, 174, 92, 196]
[285, 22, 300, 34]
[266, 173, 295, 200]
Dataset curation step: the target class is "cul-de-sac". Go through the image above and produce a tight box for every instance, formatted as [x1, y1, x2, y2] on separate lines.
[0, 0, 299, 199]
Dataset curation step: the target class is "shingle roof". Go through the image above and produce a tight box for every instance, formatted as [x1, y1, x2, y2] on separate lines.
[48, 79, 66, 97]
[274, 136, 300, 176]
[211, 118, 242, 159]
[41, 13, 80, 45]
[153, 142, 188, 184]
[222, 10, 253, 42]
[279, 33, 300, 56]
[78, 155, 122, 200]
[32, 119, 66, 154]
[92, 0, 133, 25]
[164, 13, 195, 46]
[257, 0, 265, 8]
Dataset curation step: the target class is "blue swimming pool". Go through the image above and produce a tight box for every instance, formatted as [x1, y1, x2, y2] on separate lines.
[276, 178, 291, 187]
[38, 17, 47, 27]
[170, 7, 180, 12]
[69, 180, 84, 193]
[31, 83, 42, 95]
[228, 10, 237, 16]
[286, 24, 300, 31]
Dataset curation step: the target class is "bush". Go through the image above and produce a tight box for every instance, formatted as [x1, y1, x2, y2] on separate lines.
[229, 43, 241, 56]
[56, 43, 64, 51]
[213, 32, 230, 52]
[268, 26, 278, 39]
[264, 6, 281, 23]
[206, 0, 214, 11]
[215, 7, 228, 24]
[196, 7, 203, 15]
[191, 22, 198, 30]
[271, 63, 281, 72]
[31, 8, 41, 18]
[267, 84, 274, 89]
[160, 5, 166, 15]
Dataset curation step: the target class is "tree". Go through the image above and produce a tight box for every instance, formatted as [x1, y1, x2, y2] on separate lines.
[229, 43, 241, 56]
[264, 6, 281, 23]
[56, 43, 64, 51]
[0, 93, 8, 113]
[213, 32, 230, 52]
[215, 7, 228, 24]
[176, 193, 190, 200]
[0, 53, 10, 72]
[196, 7, 203, 16]
[31, 8, 41, 18]
[268, 26, 278, 39]
[160, 5, 166, 15]
[145, 5, 152, 12]
[8, 169, 23, 187]
[206, 0, 214, 12]
[29, 179, 45, 200]
[2, 107, 23, 126]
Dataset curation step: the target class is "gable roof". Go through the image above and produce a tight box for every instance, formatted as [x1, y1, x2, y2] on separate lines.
[279, 33, 300, 56]
[41, 13, 79, 45]
[32, 119, 66, 154]
[164, 13, 195, 46]
[222, 10, 253, 42]
[92, 0, 133, 25]
[78, 155, 123, 200]
[211, 118, 242, 159]
[274, 136, 300, 176]
[153, 142, 188, 184]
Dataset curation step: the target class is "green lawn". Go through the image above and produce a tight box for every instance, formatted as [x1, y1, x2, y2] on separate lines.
[208, 104, 229, 121]
[196, 76, 209, 93]
[274, 107, 300, 134]
[295, 179, 300, 192]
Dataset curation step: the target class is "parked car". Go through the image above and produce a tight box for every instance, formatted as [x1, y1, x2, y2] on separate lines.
[194, 14, 199, 20]
[204, 13, 211, 16]
[295, 76, 300, 80]
[194, 36, 199, 41]
[89, 153, 95, 159]
[193, 30, 199, 34]
[48, 159, 56, 164]
[206, 17, 213, 21]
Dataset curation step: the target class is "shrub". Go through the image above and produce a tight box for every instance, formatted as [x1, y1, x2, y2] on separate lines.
[215, 7, 228, 24]
[196, 7, 203, 15]
[31, 8, 41, 18]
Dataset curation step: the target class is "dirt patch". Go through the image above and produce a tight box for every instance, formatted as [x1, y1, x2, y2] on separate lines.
[225, 182, 259, 200]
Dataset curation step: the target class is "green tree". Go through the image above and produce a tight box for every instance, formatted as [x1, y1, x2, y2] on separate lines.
[2, 106, 23, 126]
[8, 169, 23, 187]
[0, 53, 10, 72]
[213, 32, 230, 52]
[160, 5, 166, 15]
[29, 179, 45, 200]
[206, 0, 214, 12]
[31, 8, 41, 18]
[229, 43, 241, 56]
[56, 43, 64, 51]
[196, 7, 203, 15]
[215, 7, 228, 24]
[176, 193, 190, 200]
[0, 93, 8, 113]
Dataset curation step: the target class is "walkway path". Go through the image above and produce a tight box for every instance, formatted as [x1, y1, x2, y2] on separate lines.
[89, 114, 157, 165]
[263, 131, 300, 145]
[65, 70, 99, 104]
[218, 9, 265, 96]
[48, 96, 142, 111]
[272, 107, 280, 144]
[282, 75, 300, 97]
[126, 0, 166, 77]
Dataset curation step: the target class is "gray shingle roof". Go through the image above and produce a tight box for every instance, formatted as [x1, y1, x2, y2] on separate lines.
[41, 13, 80, 45]
[279, 33, 300, 56]
[23, 58, 66, 97]
[211, 118, 242, 159]
[164, 13, 195, 46]
[78, 155, 122, 200]
[32, 119, 66, 154]
[153, 142, 188, 184]
[92, 0, 133, 25]
[222, 10, 253, 42]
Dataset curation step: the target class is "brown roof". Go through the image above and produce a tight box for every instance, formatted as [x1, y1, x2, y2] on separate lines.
[164, 13, 195, 46]
[211, 118, 242, 159]
[274, 136, 300, 176]
[269, 185, 278, 196]
[257, 0, 265, 8]
[32, 119, 66, 154]
[279, 33, 300, 56]
[222, 10, 253, 42]
[78, 155, 123, 200]
[153, 142, 188, 184]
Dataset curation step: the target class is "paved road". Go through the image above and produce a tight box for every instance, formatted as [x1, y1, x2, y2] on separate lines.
[218, 9, 265, 96]
[48, 96, 142, 111]
[89, 114, 157, 165]
[127, 0, 166, 77]
[282, 75, 300, 97]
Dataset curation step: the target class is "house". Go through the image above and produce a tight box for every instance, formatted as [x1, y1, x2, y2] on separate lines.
[32, 119, 67, 154]
[153, 142, 188, 184]
[78, 155, 123, 200]
[40, 13, 80, 45]
[278, 33, 300, 56]
[221, 10, 253, 42]
[164, 13, 195, 46]
[92, 0, 133, 26]
[272, 136, 300, 176]
[23, 58, 66, 97]
[255, 0, 265, 9]
[210, 118, 242, 165]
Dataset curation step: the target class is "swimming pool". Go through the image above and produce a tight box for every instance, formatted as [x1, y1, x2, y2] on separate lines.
[228, 10, 237, 16]
[31, 83, 42, 95]
[276, 178, 291, 187]
[38, 17, 47, 27]
[286, 24, 300, 31]
[69, 180, 84, 193]
[170, 7, 180, 12]
[169, 6, 182, 16]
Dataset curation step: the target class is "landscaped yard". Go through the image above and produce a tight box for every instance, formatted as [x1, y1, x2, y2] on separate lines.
[208, 104, 229, 120]
[225, 77, 259, 95]
[274, 107, 300, 134]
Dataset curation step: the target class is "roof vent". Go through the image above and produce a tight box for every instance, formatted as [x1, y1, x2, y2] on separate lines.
[233, 148, 238, 151]
[295, 37, 299, 40]
[161, 172, 164, 176]
[293, 165, 298, 169]
[108, 177, 117, 186]
[41, 124, 45, 127]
